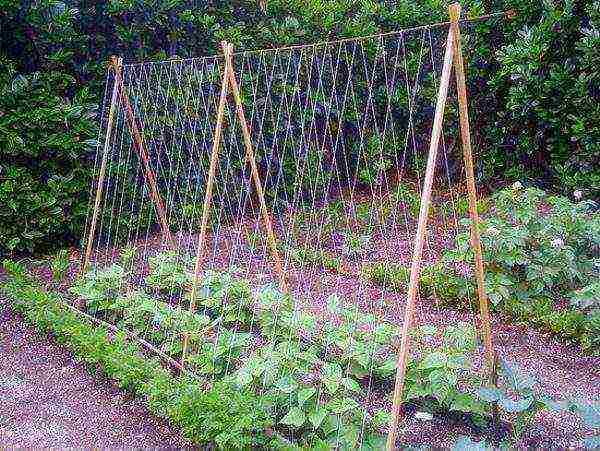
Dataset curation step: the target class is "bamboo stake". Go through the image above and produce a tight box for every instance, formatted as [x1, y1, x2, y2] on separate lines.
[385, 26, 455, 451]
[224, 42, 289, 294]
[449, 2, 496, 376]
[61, 299, 191, 375]
[180, 41, 232, 368]
[114, 67, 175, 248]
[82, 56, 123, 274]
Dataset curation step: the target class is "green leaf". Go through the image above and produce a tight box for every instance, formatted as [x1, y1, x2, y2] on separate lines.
[362, 433, 387, 450]
[235, 369, 252, 387]
[405, 383, 430, 400]
[420, 325, 438, 335]
[326, 294, 342, 313]
[451, 393, 486, 415]
[327, 397, 359, 414]
[275, 375, 298, 394]
[321, 362, 342, 394]
[371, 408, 391, 429]
[447, 354, 470, 370]
[419, 351, 447, 369]
[341, 377, 361, 393]
[297, 387, 316, 406]
[308, 406, 328, 429]
[499, 396, 533, 413]
[476, 387, 503, 403]
[499, 357, 535, 391]
[280, 406, 306, 428]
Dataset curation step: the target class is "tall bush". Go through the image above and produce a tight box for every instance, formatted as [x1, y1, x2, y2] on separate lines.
[0, 56, 97, 254]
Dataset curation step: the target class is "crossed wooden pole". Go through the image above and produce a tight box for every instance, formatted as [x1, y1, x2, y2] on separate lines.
[180, 41, 288, 367]
[385, 4, 496, 449]
[82, 56, 175, 274]
[82, 46, 287, 310]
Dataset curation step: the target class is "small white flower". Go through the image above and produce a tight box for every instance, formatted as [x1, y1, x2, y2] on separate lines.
[551, 237, 564, 248]
[512, 181, 523, 190]
[573, 190, 583, 201]
[487, 226, 500, 237]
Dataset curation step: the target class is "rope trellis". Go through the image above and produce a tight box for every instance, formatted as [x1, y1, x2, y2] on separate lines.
[78, 4, 502, 449]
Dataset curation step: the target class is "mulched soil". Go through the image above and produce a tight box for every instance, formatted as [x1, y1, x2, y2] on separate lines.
[0, 299, 193, 449]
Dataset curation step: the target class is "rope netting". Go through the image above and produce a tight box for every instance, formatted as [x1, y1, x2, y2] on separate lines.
[76, 14, 497, 448]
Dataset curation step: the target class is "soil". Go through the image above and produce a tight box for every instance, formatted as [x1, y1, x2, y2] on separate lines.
[0, 299, 193, 449]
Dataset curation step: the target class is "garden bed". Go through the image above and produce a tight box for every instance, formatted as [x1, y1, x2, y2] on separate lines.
[4, 185, 599, 448]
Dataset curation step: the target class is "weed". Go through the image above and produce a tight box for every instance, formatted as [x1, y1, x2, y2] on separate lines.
[290, 245, 341, 272]
[50, 249, 70, 282]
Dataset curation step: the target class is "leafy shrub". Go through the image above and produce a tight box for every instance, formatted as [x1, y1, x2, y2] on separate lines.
[406, 323, 487, 418]
[446, 185, 600, 351]
[477, 357, 549, 441]
[362, 261, 472, 303]
[0, 56, 97, 255]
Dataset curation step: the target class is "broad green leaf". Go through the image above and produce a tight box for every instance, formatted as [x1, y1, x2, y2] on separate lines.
[341, 377, 361, 393]
[321, 362, 342, 394]
[476, 387, 503, 403]
[280, 406, 306, 428]
[308, 406, 328, 429]
[450, 393, 486, 415]
[320, 413, 341, 436]
[235, 369, 252, 387]
[499, 396, 533, 413]
[405, 382, 431, 400]
[326, 294, 342, 313]
[420, 325, 438, 336]
[327, 397, 359, 414]
[297, 387, 316, 406]
[447, 354, 470, 370]
[376, 358, 397, 377]
[362, 433, 387, 450]
[499, 357, 535, 391]
[371, 408, 391, 428]
[419, 351, 447, 369]
[275, 375, 298, 394]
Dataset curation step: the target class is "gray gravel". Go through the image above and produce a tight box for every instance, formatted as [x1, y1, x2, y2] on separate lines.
[0, 302, 194, 449]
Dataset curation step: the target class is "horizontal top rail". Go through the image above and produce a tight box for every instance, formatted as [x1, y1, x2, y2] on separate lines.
[121, 10, 512, 69]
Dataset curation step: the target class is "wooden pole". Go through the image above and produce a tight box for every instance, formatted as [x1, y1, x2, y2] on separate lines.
[180, 41, 232, 368]
[385, 26, 455, 451]
[224, 42, 289, 293]
[449, 2, 496, 377]
[82, 56, 123, 274]
[114, 66, 175, 248]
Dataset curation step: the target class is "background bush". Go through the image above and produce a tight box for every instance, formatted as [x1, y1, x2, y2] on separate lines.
[1, 0, 598, 255]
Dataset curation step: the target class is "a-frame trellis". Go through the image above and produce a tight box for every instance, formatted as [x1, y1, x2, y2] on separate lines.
[81, 3, 498, 448]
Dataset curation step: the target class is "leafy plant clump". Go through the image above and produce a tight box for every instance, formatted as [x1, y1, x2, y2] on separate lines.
[0, 262, 275, 449]
[446, 186, 600, 352]
[66, 254, 392, 447]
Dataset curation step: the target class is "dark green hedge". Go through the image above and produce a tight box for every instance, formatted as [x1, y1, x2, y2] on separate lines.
[1, 0, 598, 255]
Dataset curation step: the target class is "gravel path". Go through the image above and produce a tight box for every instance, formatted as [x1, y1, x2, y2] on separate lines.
[0, 301, 192, 449]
